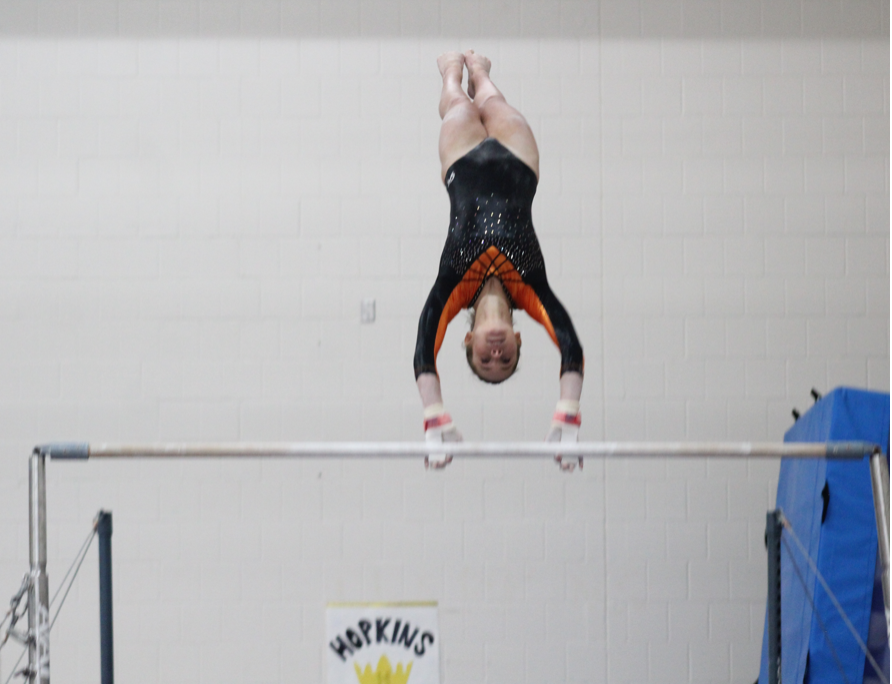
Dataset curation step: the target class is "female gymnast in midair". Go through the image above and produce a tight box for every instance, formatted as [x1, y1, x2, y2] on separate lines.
[414, 51, 585, 470]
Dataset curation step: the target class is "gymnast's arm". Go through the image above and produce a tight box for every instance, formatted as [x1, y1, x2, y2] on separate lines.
[560, 369, 583, 402]
[522, 272, 585, 466]
[414, 268, 463, 408]
[416, 373, 444, 408]
[414, 269, 464, 463]
[523, 271, 585, 397]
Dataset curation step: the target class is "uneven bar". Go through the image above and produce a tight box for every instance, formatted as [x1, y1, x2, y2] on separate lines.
[38, 440, 878, 460]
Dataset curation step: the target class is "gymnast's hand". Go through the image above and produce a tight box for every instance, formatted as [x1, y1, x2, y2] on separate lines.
[546, 399, 581, 471]
[423, 403, 461, 469]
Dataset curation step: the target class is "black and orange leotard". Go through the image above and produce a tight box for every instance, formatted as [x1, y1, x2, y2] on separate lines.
[414, 138, 584, 379]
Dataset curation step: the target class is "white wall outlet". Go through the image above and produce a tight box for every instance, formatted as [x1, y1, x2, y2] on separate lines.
[360, 299, 376, 323]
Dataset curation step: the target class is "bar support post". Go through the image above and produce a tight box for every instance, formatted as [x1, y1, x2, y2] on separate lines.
[28, 449, 50, 684]
[97, 511, 114, 684]
[766, 509, 783, 684]
[869, 449, 890, 638]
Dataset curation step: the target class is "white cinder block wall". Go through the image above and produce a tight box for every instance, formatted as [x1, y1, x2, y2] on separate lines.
[0, 1, 888, 682]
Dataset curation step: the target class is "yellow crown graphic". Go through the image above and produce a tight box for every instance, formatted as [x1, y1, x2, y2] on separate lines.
[353, 655, 413, 684]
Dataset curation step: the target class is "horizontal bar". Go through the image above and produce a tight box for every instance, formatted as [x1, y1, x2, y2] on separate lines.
[38, 441, 878, 460]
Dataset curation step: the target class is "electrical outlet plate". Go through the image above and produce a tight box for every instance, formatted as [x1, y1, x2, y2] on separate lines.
[360, 299, 376, 323]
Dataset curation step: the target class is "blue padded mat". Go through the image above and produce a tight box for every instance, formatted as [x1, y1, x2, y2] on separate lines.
[759, 387, 889, 684]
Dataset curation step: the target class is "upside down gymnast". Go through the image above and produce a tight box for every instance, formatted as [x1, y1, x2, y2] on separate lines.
[414, 50, 585, 470]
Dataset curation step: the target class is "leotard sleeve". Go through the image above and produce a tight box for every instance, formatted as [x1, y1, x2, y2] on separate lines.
[414, 267, 465, 378]
[512, 270, 584, 377]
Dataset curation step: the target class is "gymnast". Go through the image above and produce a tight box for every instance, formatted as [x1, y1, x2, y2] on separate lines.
[414, 51, 585, 470]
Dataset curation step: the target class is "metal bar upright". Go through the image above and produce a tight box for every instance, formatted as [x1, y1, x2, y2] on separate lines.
[97, 511, 114, 684]
[766, 509, 783, 684]
[869, 450, 890, 638]
[28, 449, 50, 684]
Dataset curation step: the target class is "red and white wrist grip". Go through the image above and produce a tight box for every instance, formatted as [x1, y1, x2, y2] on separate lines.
[552, 400, 581, 469]
[423, 413, 454, 431]
[551, 400, 581, 430]
[423, 403, 454, 468]
[423, 403, 453, 433]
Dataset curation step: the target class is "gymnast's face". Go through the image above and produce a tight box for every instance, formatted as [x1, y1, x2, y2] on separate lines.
[464, 320, 522, 383]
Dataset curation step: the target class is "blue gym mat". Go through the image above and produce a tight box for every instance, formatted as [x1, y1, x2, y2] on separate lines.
[758, 387, 889, 684]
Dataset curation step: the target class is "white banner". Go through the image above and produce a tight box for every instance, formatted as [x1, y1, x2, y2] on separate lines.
[326, 602, 440, 684]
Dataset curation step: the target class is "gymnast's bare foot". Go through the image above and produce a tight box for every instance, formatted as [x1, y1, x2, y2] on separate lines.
[463, 49, 491, 100]
[437, 51, 464, 83]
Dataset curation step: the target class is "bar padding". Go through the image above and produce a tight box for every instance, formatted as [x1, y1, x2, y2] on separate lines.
[39, 442, 90, 459]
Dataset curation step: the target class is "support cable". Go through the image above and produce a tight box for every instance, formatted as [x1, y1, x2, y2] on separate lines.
[49, 522, 97, 609]
[0, 575, 30, 650]
[0, 576, 29, 684]
[780, 511, 889, 684]
[782, 535, 851, 684]
[48, 522, 98, 631]
[3, 647, 27, 684]
[1, 518, 98, 682]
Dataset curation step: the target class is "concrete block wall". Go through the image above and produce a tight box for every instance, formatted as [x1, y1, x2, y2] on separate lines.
[0, 1, 887, 682]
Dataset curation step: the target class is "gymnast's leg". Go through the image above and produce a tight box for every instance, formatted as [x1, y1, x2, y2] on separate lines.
[464, 50, 540, 179]
[437, 52, 488, 181]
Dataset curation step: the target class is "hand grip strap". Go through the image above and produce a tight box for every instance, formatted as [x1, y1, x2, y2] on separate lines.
[552, 411, 581, 426]
[424, 413, 453, 431]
